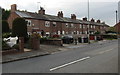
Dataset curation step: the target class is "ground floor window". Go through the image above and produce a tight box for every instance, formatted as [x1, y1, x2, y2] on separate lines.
[46, 32, 50, 36]
[58, 31, 61, 35]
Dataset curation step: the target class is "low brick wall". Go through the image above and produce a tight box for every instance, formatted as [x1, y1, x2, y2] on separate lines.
[2, 49, 19, 55]
[42, 39, 63, 46]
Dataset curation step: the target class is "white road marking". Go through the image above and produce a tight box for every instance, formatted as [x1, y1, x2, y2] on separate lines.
[98, 49, 113, 54]
[50, 56, 90, 71]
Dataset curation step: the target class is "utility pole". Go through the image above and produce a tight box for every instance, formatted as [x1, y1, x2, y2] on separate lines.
[116, 10, 119, 39]
[37, 2, 41, 10]
[88, 0, 90, 44]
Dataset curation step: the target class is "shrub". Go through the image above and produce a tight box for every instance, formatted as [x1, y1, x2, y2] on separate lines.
[31, 33, 41, 38]
[12, 44, 19, 50]
[2, 20, 10, 33]
[52, 34, 60, 38]
[103, 35, 117, 39]
[12, 18, 28, 37]
[2, 40, 11, 50]
[2, 33, 12, 38]
[94, 31, 100, 34]
[40, 37, 47, 44]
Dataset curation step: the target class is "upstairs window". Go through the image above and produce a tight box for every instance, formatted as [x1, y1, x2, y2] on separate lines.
[45, 21, 50, 27]
[26, 20, 31, 26]
[83, 25, 85, 28]
[91, 25, 93, 28]
[66, 23, 69, 27]
[70, 24, 74, 28]
[53, 22, 56, 27]
[80, 24, 82, 28]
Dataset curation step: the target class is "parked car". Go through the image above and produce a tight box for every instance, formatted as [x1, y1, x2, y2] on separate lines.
[62, 35, 73, 44]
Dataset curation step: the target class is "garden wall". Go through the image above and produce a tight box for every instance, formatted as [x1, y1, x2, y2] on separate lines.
[41, 39, 63, 46]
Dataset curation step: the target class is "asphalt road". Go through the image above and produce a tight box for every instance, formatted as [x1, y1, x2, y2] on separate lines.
[2, 40, 118, 73]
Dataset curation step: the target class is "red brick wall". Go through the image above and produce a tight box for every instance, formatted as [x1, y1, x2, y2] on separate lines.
[114, 22, 120, 33]
[7, 12, 20, 29]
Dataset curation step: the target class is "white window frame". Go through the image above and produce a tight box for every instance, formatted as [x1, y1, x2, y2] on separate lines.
[26, 20, 31, 26]
[80, 32, 82, 34]
[53, 22, 56, 27]
[27, 32, 31, 35]
[71, 24, 74, 28]
[91, 25, 93, 28]
[45, 21, 50, 27]
[80, 24, 82, 28]
[85, 31, 87, 34]
[66, 32, 68, 34]
[66, 23, 69, 27]
[58, 31, 61, 35]
[83, 25, 85, 28]
[77, 31, 79, 34]
[62, 31, 65, 34]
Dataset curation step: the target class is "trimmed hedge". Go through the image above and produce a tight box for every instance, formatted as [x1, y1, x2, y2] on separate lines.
[102, 35, 117, 39]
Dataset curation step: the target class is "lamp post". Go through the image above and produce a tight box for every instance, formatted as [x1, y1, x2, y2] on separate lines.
[116, 10, 118, 24]
[87, 0, 90, 44]
[116, 10, 119, 38]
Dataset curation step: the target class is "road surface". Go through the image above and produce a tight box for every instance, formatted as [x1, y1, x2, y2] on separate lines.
[2, 40, 118, 73]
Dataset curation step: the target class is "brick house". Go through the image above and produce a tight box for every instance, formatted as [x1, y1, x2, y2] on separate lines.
[114, 22, 120, 35]
[8, 4, 109, 37]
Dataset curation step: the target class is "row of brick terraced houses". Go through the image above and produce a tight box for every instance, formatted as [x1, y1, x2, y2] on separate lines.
[8, 4, 109, 38]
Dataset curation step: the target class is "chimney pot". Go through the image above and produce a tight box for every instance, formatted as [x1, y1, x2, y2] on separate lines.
[11, 4, 17, 12]
[97, 19, 101, 23]
[91, 18, 95, 22]
[57, 11, 63, 18]
[38, 7, 45, 15]
[71, 14, 76, 20]
[83, 17, 87, 21]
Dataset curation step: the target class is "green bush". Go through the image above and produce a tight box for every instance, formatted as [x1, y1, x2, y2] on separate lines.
[2, 33, 12, 38]
[94, 31, 100, 34]
[2, 20, 10, 33]
[40, 37, 48, 44]
[12, 44, 19, 50]
[2, 40, 11, 50]
[12, 18, 28, 37]
[103, 35, 117, 39]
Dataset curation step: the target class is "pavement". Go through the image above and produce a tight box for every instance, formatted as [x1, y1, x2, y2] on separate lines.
[2, 42, 90, 63]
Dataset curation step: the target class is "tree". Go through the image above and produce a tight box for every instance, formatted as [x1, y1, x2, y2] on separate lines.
[12, 18, 28, 37]
[94, 31, 100, 34]
[108, 27, 115, 32]
[2, 20, 10, 33]
[2, 8, 10, 20]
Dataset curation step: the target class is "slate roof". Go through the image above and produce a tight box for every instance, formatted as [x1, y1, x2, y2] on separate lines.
[15, 10, 109, 26]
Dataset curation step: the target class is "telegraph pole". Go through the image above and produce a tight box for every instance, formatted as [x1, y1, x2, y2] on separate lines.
[37, 2, 41, 10]
[88, 0, 90, 44]
[116, 10, 119, 39]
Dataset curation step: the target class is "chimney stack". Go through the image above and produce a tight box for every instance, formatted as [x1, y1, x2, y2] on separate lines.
[11, 4, 17, 12]
[97, 19, 101, 23]
[38, 7, 45, 15]
[57, 11, 63, 18]
[83, 17, 87, 21]
[71, 14, 76, 20]
[91, 18, 95, 22]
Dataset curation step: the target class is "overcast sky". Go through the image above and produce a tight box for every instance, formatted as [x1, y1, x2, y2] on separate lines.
[0, 0, 120, 26]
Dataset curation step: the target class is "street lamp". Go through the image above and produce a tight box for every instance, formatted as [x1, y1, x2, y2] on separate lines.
[116, 10, 118, 24]
[115, 10, 119, 38]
